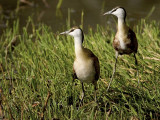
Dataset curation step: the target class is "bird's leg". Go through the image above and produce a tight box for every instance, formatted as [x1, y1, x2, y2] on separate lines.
[68, 73, 76, 105]
[107, 52, 119, 91]
[71, 75, 74, 94]
[134, 53, 139, 84]
[71, 72, 77, 91]
[94, 82, 97, 103]
[79, 82, 85, 106]
[72, 73, 76, 88]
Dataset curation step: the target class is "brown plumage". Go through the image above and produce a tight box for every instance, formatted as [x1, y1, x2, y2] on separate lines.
[113, 28, 138, 55]
[73, 48, 100, 83]
[103, 7, 139, 90]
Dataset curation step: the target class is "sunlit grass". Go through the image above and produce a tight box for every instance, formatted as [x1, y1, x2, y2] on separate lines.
[0, 19, 160, 119]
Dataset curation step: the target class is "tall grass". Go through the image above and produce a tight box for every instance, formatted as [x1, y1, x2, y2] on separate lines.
[0, 19, 160, 119]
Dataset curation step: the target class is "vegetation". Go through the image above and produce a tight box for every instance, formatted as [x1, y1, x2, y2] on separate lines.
[0, 18, 160, 119]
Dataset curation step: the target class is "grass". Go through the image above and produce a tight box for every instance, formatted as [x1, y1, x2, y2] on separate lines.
[0, 18, 160, 120]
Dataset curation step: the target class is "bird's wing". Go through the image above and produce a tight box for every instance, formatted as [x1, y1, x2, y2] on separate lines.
[84, 48, 100, 81]
[127, 28, 138, 53]
[93, 56, 100, 81]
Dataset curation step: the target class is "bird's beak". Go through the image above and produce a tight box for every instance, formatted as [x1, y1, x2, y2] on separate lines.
[59, 30, 70, 35]
[103, 10, 112, 16]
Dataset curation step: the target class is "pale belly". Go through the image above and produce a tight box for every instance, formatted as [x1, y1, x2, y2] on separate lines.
[115, 37, 132, 54]
[73, 59, 96, 83]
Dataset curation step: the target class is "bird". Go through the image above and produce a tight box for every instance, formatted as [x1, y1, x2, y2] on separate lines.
[103, 6, 139, 91]
[60, 26, 100, 103]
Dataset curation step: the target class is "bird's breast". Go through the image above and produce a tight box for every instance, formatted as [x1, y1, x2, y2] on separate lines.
[73, 58, 96, 83]
[114, 34, 131, 54]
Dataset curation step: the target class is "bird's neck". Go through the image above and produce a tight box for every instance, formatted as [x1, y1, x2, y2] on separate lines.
[74, 36, 84, 57]
[117, 17, 127, 35]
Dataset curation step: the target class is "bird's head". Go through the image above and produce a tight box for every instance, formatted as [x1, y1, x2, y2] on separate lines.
[60, 27, 83, 38]
[60, 26, 84, 43]
[103, 6, 126, 20]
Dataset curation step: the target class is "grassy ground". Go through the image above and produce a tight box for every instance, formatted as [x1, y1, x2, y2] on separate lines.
[0, 19, 160, 120]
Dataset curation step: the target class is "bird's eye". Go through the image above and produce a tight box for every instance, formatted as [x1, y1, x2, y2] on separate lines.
[70, 29, 75, 32]
[112, 8, 117, 13]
